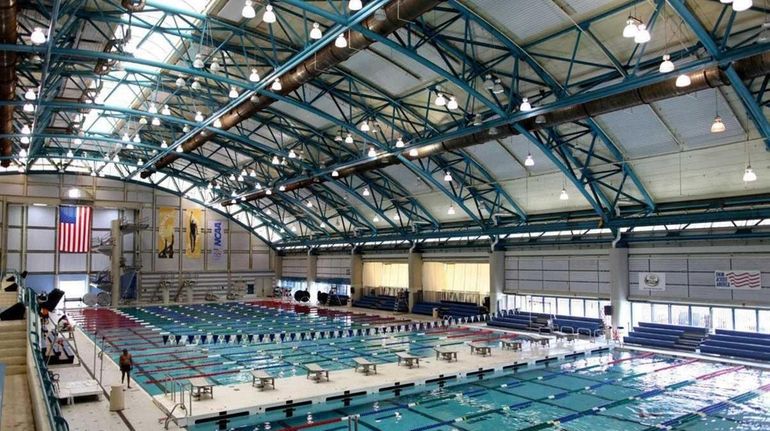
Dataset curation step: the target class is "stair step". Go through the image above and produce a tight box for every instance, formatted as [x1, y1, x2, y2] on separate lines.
[0, 339, 24, 349]
[0, 347, 26, 357]
[4, 364, 27, 375]
[0, 355, 25, 366]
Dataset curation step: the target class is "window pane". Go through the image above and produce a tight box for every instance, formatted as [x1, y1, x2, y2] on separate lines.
[599, 300, 611, 319]
[691, 306, 710, 328]
[530, 296, 544, 313]
[712, 307, 734, 330]
[632, 302, 651, 326]
[571, 299, 584, 317]
[671, 305, 689, 326]
[735, 309, 757, 332]
[543, 297, 556, 315]
[557, 298, 570, 315]
[652, 303, 669, 324]
[760, 310, 770, 333]
[585, 300, 599, 318]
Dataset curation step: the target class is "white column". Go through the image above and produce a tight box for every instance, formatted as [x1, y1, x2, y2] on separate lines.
[407, 251, 423, 312]
[350, 252, 363, 302]
[609, 247, 630, 330]
[489, 250, 505, 314]
[110, 219, 122, 307]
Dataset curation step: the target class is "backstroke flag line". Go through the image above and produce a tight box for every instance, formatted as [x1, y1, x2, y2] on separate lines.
[58, 206, 92, 253]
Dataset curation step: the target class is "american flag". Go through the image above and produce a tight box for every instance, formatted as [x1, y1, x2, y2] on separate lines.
[58, 206, 92, 253]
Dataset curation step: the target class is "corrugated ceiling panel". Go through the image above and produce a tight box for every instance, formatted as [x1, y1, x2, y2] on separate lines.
[464, 141, 526, 181]
[470, 0, 570, 42]
[342, 51, 424, 95]
[596, 106, 678, 158]
[381, 164, 432, 195]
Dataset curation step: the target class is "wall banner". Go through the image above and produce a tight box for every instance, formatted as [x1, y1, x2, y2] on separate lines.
[638, 272, 666, 291]
[157, 207, 176, 259]
[210, 218, 226, 263]
[185, 208, 203, 258]
[715, 270, 762, 290]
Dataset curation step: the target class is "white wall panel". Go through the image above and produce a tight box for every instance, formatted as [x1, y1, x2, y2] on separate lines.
[60, 253, 87, 272]
[26, 253, 54, 272]
[28, 206, 55, 227]
[26, 229, 55, 250]
[504, 254, 610, 298]
[7, 228, 21, 250]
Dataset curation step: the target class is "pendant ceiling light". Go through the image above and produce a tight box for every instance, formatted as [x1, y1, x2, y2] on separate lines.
[161, 105, 171, 116]
[395, 137, 404, 148]
[434, 92, 446, 107]
[675, 74, 691, 87]
[175, 77, 185, 88]
[310, 23, 323, 40]
[242, 0, 256, 19]
[23, 102, 34, 113]
[335, 33, 347, 48]
[362, 187, 370, 196]
[634, 24, 651, 44]
[213, 118, 222, 128]
[249, 68, 260, 82]
[744, 165, 757, 182]
[623, 17, 640, 38]
[349, 0, 363, 11]
[519, 97, 532, 112]
[367, 147, 376, 157]
[524, 153, 535, 167]
[360, 120, 370, 132]
[193, 53, 205, 69]
[24, 88, 36, 100]
[409, 148, 418, 157]
[31, 27, 47, 45]
[263, 4, 276, 24]
[229, 87, 239, 98]
[152, 117, 161, 126]
[195, 111, 204, 122]
[444, 171, 452, 182]
[732, 0, 753, 12]
[447, 204, 456, 215]
[559, 188, 569, 200]
[331, 169, 339, 177]
[160, 140, 168, 149]
[210, 60, 221, 74]
[345, 133, 353, 144]
[271, 78, 282, 91]
[659, 54, 675, 73]
[446, 96, 458, 110]
[148, 103, 158, 114]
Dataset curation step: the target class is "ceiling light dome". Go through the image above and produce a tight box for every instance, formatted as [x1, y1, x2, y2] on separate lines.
[66, 149, 74, 158]
[271, 155, 280, 164]
[193, 53, 205, 69]
[263, 4, 276, 24]
[19, 148, 27, 158]
[634, 24, 651, 44]
[710, 116, 726, 133]
[447, 204, 456, 215]
[559, 188, 569, 200]
[444, 171, 452, 182]
[623, 17, 639, 38]
[265, 188, 272, 195]
[175, 77, 185, 88]
[395, 137, 404, 148]
[447, 96, 458, 110]
[345, 133, 353, 144]
[334, 131, 343, 142]
[113, 154, 120, 163]
[210, 60, 221, 73]
[675, 73, 691, 88]
[360, 120, 370, 132]
[24, 88, 36, 100]
[183, 125, 190, 133]
[492, 79, 504, 94]
[21, 124, 31, 135]
[242, 0, 256, 18]
[367, 147, 376, 157]
[524, 153, 535, 167]
[148, 103, 158, 114]
[213, 118, 222, 128]
[362, 187, 370, 196]
[310, 23, 323, 40]
[732, 0, 753, 12]
[331, 169, 339, 177]
[195, 111, 204, 122]
[744, 165, 757, 182]
[176, 145, 184, 153]
[288, 149, 297, 159]
[434, 92, 446, 106]
[160, 140, 168, 149]
[409, 148, 418, 157]
[519, 97, 532, 112]
[278, 185, 286, 191]
[271, 78, 282, 91]
[152, 117, 161, 126]
[229, 87, 239, 98]
[191, 79, 202, 91]
[23, 102, 34, 112]
[349, 0, 363, 10]
[139, 116, 148, 125]
[161, 105, 171, 116]
[30, 27, 47, 45]
[483, 75, 494, 90]
[335, 33, 347, 48]
[249, 68, 260, 82]
[20, 136, 29, 144]
[121, 132, 130, 142]
[73, 137, 82, 145]
[132, 134, 141, 144]
[659, 54, 675, 73]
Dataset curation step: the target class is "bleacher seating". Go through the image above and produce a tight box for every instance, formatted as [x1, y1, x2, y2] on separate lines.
[44, 330, 75, 365]
[412, 300, 485, 319]
[487, 310, 604, 335]
[623, 322, 707, 351]
[352, 295, 407, 312]
[699, 329, 770, 361]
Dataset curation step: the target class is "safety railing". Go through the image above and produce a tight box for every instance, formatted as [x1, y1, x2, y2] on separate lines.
[16, 272, 71, 431]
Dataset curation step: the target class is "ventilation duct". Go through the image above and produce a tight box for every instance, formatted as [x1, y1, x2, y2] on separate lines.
[140, 0, 442, 178]
[121, 0, 146, 12]
[225, 51, 770, 205]
[0, 0, 16, 167]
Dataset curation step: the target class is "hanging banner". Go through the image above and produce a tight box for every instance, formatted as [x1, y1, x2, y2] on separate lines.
[210, 218, 226, 263]
[638, 272, 666, 291]
[185, 208, 202, 258]
[157, 207, 176, 259]
[715, 270, 762, 290]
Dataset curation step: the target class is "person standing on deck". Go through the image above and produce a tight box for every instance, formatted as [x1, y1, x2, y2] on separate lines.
[119, 349, 133, 388]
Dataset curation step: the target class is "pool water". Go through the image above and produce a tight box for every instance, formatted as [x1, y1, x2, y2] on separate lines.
[68, 302, 513, 396]
[188, 351, 770, 431]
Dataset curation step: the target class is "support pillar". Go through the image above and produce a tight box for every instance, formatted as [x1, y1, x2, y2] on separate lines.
[609, 247, 630, 331]
[307, 253, 317, 291]
[350, 251, 363, 303]
[110, 219, 122, 307]
[407, 251, 422, 312]
[273, 253, 283, 295]
[489, 250, 505, 314]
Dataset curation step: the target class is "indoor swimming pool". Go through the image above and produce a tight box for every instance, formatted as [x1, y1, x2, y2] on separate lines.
[186, 351, 770, 431]
[68, 302, 509, 396]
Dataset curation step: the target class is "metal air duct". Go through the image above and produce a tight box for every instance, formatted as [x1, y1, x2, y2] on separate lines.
[0, 0, 16, 167]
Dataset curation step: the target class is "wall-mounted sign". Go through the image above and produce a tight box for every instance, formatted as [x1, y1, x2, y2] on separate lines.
[638, 272, 666, 291]
[715, 270, 762, 290]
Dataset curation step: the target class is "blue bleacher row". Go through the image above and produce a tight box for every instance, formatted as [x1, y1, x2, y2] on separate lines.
[486, 310, 605, 336]
[351, 295, 407, 312]
[624, 323, 770, 362]
[411, 300, 486, 319]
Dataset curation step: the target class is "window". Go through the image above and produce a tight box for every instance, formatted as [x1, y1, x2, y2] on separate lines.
[529, 296, 544, 313]
[671, 305, 690, 326]
[734, 309, 758, 332]
[760, 310, 770, 333]
[652, 303, 669, 324]
[570, 299, 585, 317]
[585, 300, 599, 318]
[543, 297, 556, 315]
[557, 298, 570, 315]
[691, 306, 710, 328]
[712, 307, 734, 330]
[632, 303, 651, 326]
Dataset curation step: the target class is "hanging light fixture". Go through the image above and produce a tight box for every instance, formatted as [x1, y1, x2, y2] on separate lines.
[161, 105, 171, 116]
[373, 215, 380, 222]
[447, 204, 456, 215]
[152, 117, 161, 126]
[183, 125, 190, 133]
[20, 136, 29, 144]
[278, 185, 286, 191]
[559, 187, 569, 201]
[139, 116, 148, 125]
[409, 148, 418, 157]
[434, 92, 446, 106]
[473, 114, 483, 126]
[193, 53, 205, 69]
[345, 133, 354, 144]
[148, 103, 158, 114]
[23, 102, 34, 112]
[175, 77, 185, 88]
[271, 78, 282, 91]
[288, 149, 297, 159]
[732, 0, 753, 12]
[30, 27, 47, 45]
[66, 148, 74, 158]
[744, 165, 758, 182]
[242, 0, 256, 18]
[229, 173, 236, 181]
[492, 79, 504, 94]
[210, 60, 221, 74]
[360, 120, 370, 132]
[250, 169, 257, 177]
[623, 17, 640, 38]
[24, 88, 36, 100]
[675, 73, 691, 87]
[249, 68, 260, 82]
[362, 187, 370, 196]
[21, 124, 31, 135]
[310, 23, 323, 40]
[176, 145, 184, 153]
[126, 141, 134, 150]
[132, 134, 141, 144]
[335, 33, 347, 48]
[113, 154, 120, 163]
[263, 4, 277, 23]
[711, 89, 725, 133]
[229, 87, 239, 98]
[634, 24, 651, 44]
[524, 153, 535, 167]
[483, 75, 494, 90]
[659, 54, 675, 73]
[137, 159, 143, 166]
[122, 132, 130, 142]
[213, 118, 223, 128]
[349, 0, 362, 10]
[195, 111, 204, 122]
[444, 171, 452, 182]
[395, 137, 404, 148]
[19, 148, 27, 158]
[160, 140, 168, 149]
[331, 169, 339, 177]
[271, 155, 280, 164]
[265, 188, 272, 195]
[367, 147, 376, 157]
[334, 131, 343, 142]
[520, 97, 532, 112]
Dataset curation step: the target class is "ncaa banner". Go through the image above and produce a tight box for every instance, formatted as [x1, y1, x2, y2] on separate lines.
[715, 270, 762, 290]
[638, 272, 666, 291]
[209, 218, 226, 263]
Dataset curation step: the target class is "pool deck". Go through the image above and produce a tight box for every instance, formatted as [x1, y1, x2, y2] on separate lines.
[155, 336, 611, 426]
